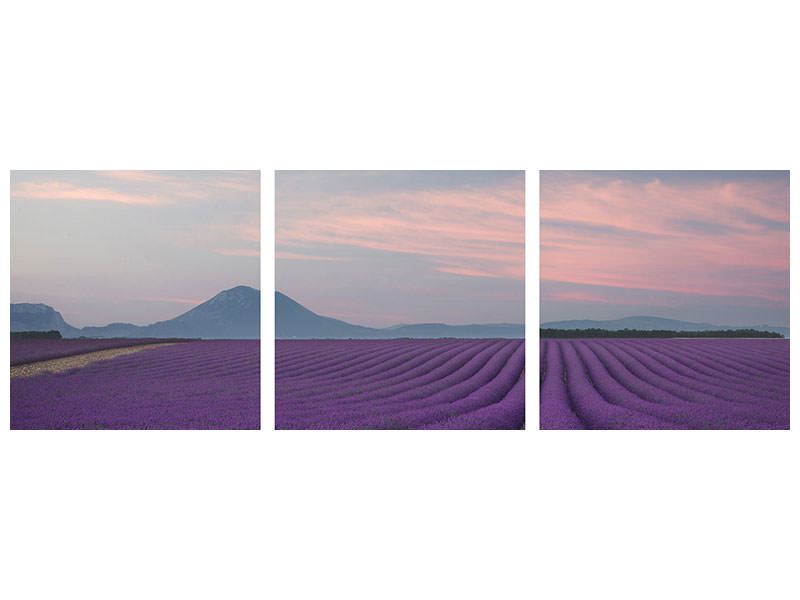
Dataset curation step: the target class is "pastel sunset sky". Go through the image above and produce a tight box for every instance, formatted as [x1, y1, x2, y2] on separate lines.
[11, 171, 260, 327]
[276, 171, 525, 327]
[540, 171, 789, 327]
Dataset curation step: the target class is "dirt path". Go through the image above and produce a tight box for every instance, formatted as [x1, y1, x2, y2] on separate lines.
[10, 342, 179, 379]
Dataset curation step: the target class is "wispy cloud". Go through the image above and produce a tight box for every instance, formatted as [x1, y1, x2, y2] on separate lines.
[13, 171, 260, 206]
[102, 171, 173, 183]
[276, 251, 355, 261]
[540, 289, 648, 305]
[540, 171, 789, 308]
[102, 170, 260, 192]
[216, 248, 260, 257]
[12, 181, 164, 205]
[11, 170, 260, 326]
[277, 175, 524, 281]
[434, 265, 512, 279]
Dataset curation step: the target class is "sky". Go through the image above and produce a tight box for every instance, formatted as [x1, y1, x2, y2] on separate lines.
[276, 171, 525, 327]
[540, 171, 789, 327]
[11, 171, 260, 327]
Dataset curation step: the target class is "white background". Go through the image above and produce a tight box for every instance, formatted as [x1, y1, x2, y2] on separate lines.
[1, 1, 798, 599]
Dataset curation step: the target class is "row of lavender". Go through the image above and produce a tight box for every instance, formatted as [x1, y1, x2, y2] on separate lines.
[540, 339, 789, 429]
[11, 340, 260, 429]
[276, 339, 525, 429]
[11, 337, 195, 366]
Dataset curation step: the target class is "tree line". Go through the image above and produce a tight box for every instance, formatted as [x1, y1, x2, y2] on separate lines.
[11, 330, 62, 339]
[540, 328, 784, 339]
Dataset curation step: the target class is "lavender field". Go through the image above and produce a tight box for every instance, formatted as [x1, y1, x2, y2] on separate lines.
[11, 340, 259, 429]
[276, 339, 525, 429]
[11, 337, 193, 366]
[540, 338, 789, 429]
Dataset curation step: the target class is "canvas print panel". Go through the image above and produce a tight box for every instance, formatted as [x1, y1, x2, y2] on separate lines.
[539, 170, 789, 430]
[276, 170, 525, 430]
[10, 170, 260, 430]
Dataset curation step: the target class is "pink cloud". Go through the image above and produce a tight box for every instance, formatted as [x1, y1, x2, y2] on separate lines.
[434, 266, 510, 279]
[541, 178, 788, 239]
[277, 181, 524, 281]
[102, 170, 260, 194]
[102, 171, 172, 183]
[276, 252, 355, 261]
[540, 289, 672, 306]
[12, 181, 164, 205]
[211, 177, 260, 193]
[540, 173, 789, 304]
[216, 248, 260, 257]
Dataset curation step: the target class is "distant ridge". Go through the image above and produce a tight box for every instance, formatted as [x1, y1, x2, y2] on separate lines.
[275, 292, 376, 339]
[541, 316, 789, 338]
[10, 303, 80, 337]
[10, 285, 260, 339]
[276, 291, 524, 339]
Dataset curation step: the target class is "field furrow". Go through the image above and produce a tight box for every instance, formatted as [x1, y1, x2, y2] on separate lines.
[540, 339, 789, 430]
[563, 341, 675, 429]
[276, 339, 525, 430]
[278, 339, 483, 395]
[278, 340, 498, 403]
[601, 341, 786, 404]
[539, 339, 585, 429]
[11, 340, 260, 429]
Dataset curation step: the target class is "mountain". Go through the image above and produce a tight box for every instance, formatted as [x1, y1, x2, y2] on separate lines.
[11, 303, 80, 336]
[145, 285, 260, 338]
[10, 286, 260, 339]
[276, 291, 524, 339]
[275, 292, 376, 338]
[541, 316, 789, 338]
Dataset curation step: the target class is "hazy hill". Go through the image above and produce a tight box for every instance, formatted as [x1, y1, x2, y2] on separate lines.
[144, 285, 259, 338]
[10, 304, 80, 337]
[276, 291, 524, 339]
[10, 285, 260, 339]
[541, 316, 789, 338]
[275, 292, 376, 338]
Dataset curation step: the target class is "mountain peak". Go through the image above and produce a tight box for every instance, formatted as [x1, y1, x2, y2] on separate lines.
[10, 302, 79, 335]
[205, 285, 259, 307]
[11, 302, 56, 314]
[11, 285, 260, 339]
[224, 285, 259, 294]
